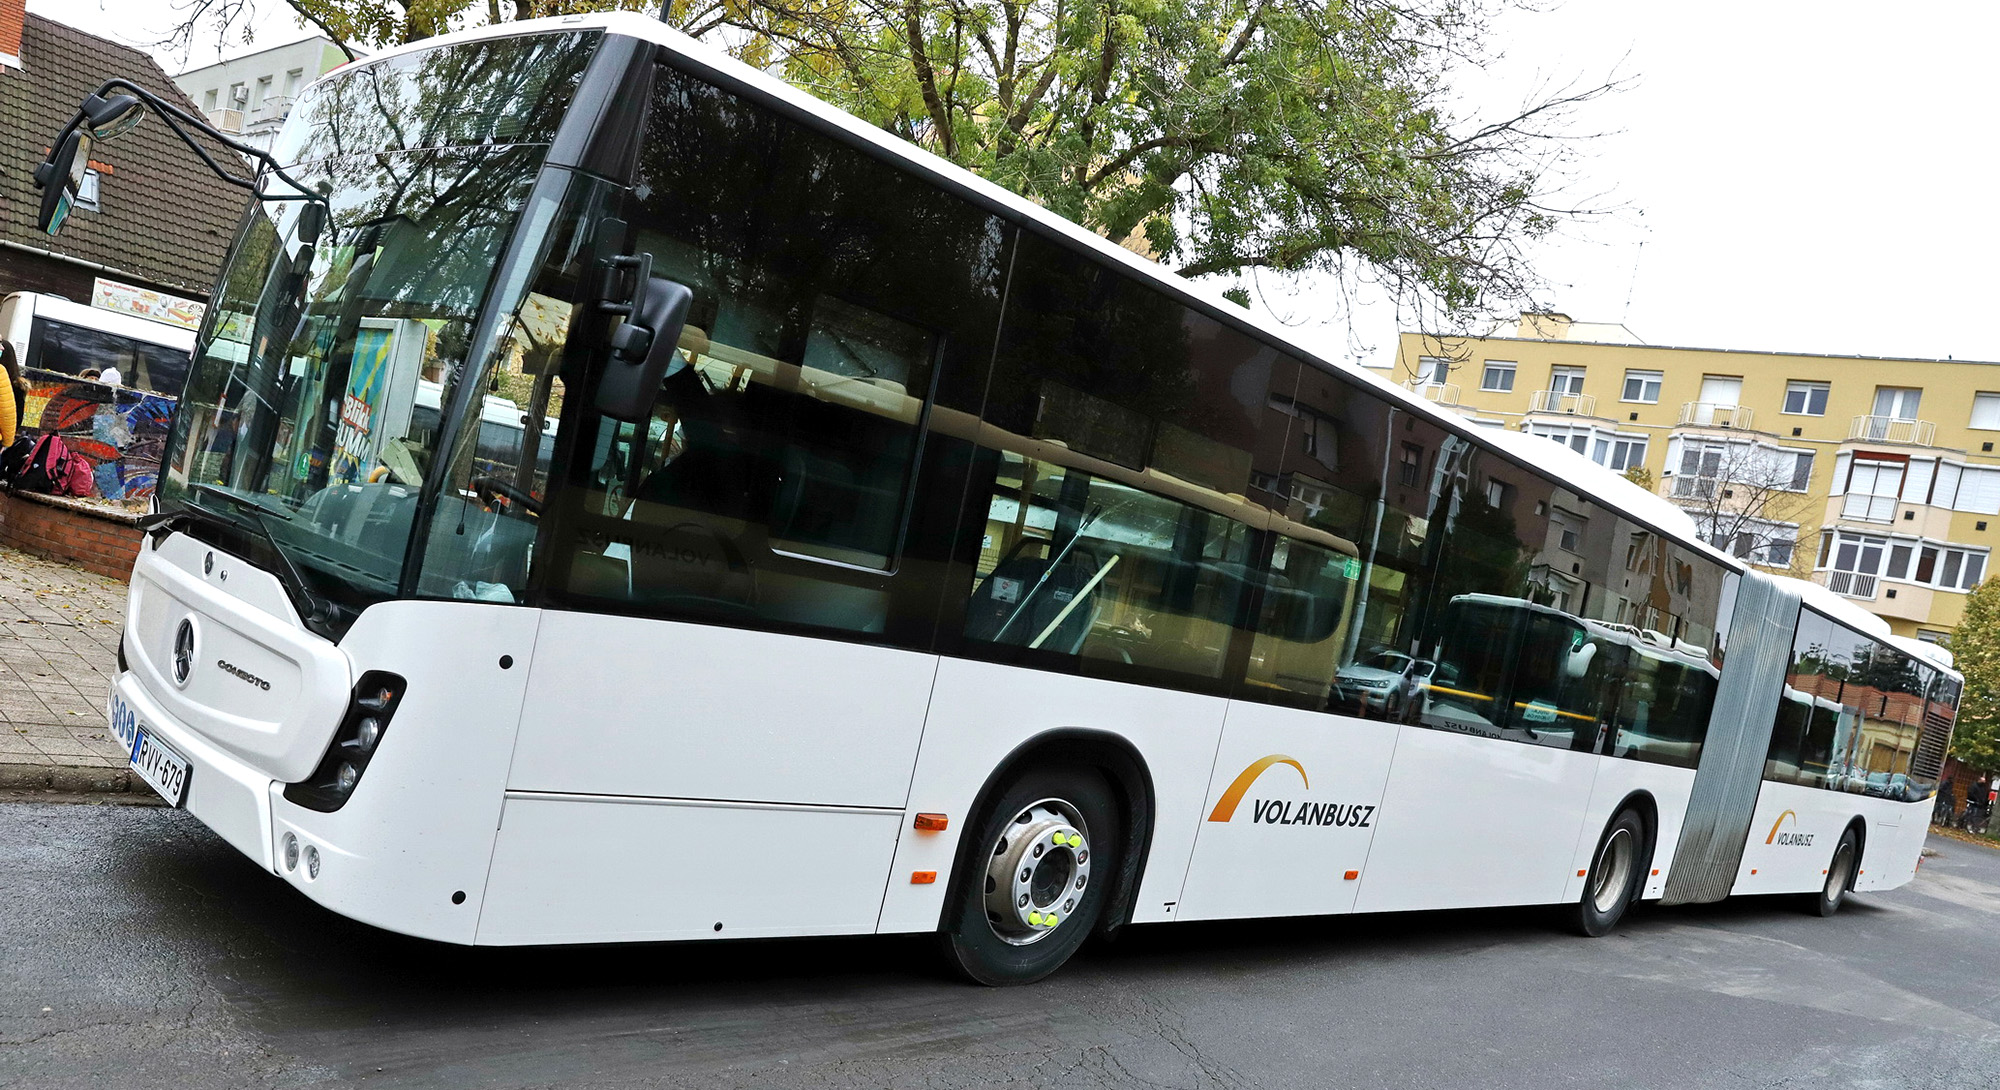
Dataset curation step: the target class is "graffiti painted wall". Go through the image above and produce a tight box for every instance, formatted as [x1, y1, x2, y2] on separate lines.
[19, 368, 176, 501]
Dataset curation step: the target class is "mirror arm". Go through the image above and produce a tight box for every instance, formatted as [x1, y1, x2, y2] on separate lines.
[39, 78, 331, 223]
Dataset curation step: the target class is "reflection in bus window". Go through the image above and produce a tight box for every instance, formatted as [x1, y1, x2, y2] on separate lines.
[1765, 608, 1945, 801]
[966, 451, 1253, 679]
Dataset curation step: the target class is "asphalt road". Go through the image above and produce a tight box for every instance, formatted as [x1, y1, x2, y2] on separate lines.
[3, 799, 1998, 1090]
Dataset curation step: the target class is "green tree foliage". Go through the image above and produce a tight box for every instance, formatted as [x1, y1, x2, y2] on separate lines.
[1950, 576, 2000, 773]
[183, 0, 1615, 319]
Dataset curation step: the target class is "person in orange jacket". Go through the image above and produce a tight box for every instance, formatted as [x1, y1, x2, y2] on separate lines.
[0, 341, 21, 447]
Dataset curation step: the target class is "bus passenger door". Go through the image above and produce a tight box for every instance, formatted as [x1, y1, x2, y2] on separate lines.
[1177, 700, 1399, 920]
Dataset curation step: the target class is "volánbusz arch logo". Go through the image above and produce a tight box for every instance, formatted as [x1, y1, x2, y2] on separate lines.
[1765, 809, 1814, 847]
[1206, 754, 1376, 828]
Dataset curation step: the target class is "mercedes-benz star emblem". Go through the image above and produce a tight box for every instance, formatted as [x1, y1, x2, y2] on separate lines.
[172, 618, 196, 687]
[204, 552, 214, 575]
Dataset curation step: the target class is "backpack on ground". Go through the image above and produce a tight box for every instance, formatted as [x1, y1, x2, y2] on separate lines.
[15, 433, 93, 497]
[0, 436, 31, 484]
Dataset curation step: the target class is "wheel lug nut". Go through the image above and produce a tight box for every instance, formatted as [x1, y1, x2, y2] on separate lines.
[1077, 850, 1088, 863]
[1018, 894, 1029, 908]
[1020, 868, 1031, 882]
[1033, 844, 1044, 857]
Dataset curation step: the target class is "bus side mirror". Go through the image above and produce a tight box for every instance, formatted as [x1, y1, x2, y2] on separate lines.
[33, 129, 92, 237]
[595, 275, 693, 422]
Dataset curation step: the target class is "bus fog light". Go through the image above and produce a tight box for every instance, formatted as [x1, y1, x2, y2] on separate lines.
[282, 832, 299, 871]
[335, 762, 360, 794]
[353, 717, 382, 752]
[304, 844, 321, 880]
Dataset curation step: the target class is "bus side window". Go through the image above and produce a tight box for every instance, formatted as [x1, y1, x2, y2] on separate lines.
[544, 66, 1006, 641]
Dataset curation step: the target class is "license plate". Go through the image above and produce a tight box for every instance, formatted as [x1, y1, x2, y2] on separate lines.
[131, 729, 191, 808]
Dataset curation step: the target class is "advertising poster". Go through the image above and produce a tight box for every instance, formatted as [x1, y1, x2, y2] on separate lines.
[90, 277, 206, 332]
[328, 327, 394, 484]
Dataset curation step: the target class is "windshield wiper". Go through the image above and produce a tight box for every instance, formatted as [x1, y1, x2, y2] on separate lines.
[188, 484, 336, 629]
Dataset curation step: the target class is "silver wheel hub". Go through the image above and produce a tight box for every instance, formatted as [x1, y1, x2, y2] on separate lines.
[983, 798, 1091, 946]
[1591, 828, 1634, 914]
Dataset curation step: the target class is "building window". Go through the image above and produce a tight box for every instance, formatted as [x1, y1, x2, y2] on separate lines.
[284, 67, 304, 98]
[1549, 366, 1586, 396]
[1783, 380, 1830, 416]
[1531, 423, 1645, 471]
[1590, 434, 1648, 472]
[1843, 458, 1905, 522]
[254, 75, 273, 111]
[1822, 530, 1987, 593]
[1480, 360, 1515, 392]
[74, 169, 100, 212]
[1621, 369, 1662, 403]
[1788, 450, 1813, 491]
[1399, 442, 1423, 487]
[1973, 392, 2000, 430]
[1414, 355, 1451, 386]
[203, 88, 217, 113]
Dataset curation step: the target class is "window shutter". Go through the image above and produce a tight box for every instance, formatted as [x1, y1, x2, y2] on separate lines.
[1957, 466, 2000, 515]
[1905, 458, 1935, 503]
[1934, 461, 1960, 507]
[1831, 452, 1852, 495]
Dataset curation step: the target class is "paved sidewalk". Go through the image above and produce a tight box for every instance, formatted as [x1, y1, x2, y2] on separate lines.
[0, 544, 136, 792]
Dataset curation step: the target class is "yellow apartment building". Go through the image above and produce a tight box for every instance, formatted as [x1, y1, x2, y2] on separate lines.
[1392, 313, 2000, 644]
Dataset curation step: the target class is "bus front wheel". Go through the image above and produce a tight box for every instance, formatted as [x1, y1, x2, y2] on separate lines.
[1567, 808, 1646, 937]
[1808, 828, 1859, 917]
[941, 767, 1122, 986]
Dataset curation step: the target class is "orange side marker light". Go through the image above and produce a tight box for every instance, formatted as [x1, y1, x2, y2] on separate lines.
[1750, 869, 1758, 875]
[1343, 870, 1359, 880]
[914, 813, 949, 832]
[1651, 869, 1660, 876]
[1577, 869, 1587, 877]
[910, 871, 937, 884]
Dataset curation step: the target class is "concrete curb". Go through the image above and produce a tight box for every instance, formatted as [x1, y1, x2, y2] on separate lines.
[0, 762, 134, 794]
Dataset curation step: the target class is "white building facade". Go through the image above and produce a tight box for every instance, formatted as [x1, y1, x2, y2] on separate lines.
[174, 36, 348, 150]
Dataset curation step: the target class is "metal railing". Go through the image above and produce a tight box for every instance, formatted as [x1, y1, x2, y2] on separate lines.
[1668, 475, 1718, 500]
[1529, 390, 1595, 415]
[1678, 402, 1753, 428]
[1849, 415, 1936, 445]
[1413, 381, 1460, 406]
[1819, 570, 1879, 599]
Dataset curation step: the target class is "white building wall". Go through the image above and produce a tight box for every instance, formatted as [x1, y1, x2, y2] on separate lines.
[173, 37, 347, 150]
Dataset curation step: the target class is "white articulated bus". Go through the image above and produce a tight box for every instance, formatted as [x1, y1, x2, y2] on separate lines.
[105, 12, 1959, 985]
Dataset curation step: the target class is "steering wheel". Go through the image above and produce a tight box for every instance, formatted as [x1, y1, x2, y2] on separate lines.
[471, 476, 543, 517]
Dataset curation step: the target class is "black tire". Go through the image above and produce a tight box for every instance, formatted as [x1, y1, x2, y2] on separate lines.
[1566, 808, 1646, 937]
[1808, 828, 1859, 917]
[941, 767, 1122, 986]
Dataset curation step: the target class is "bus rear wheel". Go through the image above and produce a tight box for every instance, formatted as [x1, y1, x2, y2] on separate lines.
[1566, 808, 1645, 937]
[1808, 829, 1858, 917]
[941, 767, 1121, 986]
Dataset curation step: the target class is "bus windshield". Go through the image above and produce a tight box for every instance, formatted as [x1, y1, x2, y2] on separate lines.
[158, 30, 601, 622]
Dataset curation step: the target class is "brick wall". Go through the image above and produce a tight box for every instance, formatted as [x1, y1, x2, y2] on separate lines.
[0, 489, 141, 579]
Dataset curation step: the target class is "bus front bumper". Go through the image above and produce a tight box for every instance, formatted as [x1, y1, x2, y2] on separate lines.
[109, 670, 277, 872]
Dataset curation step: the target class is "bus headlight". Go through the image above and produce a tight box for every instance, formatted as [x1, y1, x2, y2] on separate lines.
[282, 671, 406, 812]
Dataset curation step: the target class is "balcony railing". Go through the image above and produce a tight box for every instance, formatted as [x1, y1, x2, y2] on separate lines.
[1849, 415, 1936, 445]
[1529, 390, 1595, 415]
[1411, 381, 1460, 406]
[1840, 493, 1898, 523]
[1668, 475, 1718, 500]
[1678, 402, 1753, 428]
[1818, 570, 1879, 599]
